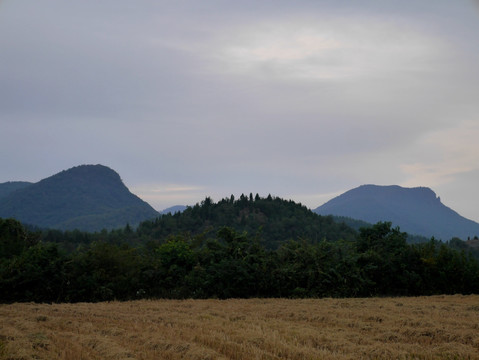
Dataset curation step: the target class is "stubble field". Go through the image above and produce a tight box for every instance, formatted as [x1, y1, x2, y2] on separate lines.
[1, 295, 479, 359]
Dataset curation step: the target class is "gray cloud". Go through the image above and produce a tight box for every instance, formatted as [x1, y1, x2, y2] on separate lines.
[1, 0, 478, 222]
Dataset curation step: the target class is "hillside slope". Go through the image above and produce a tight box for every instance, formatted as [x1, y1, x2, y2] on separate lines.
[0, 181, 32, 200]
[0, 165, 159, 231]
[314, 185, 479, 240]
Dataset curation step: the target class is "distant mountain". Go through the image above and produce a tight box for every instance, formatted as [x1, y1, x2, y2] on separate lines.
[314, 185, 479, 241]
[328, 215, 429, 244]
[160, 205, 187, 214]
[0, 165, 159, 231]
[328, 215, 372, 232]
[0, 181, 32, 200]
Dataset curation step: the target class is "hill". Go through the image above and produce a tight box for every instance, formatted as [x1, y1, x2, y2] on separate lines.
[0, 181, 32, 199]
[0, 165, 159, 231]
[137, 194, 357, 249]
[314, 184, 479, 241]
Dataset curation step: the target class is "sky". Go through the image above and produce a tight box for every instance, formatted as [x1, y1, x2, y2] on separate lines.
[1, 1, 479, 222]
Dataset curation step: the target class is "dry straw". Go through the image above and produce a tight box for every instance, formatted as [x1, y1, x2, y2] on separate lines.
[1, 295, 479, 359]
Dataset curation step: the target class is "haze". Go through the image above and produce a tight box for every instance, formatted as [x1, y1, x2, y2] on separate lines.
[1, 1, 478, 221]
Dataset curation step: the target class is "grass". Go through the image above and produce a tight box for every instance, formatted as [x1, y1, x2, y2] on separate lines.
[1, 295, 479, 359]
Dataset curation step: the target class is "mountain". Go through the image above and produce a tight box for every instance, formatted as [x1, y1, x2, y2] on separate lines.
[160, 205, 187, 215]
[0, 181, 32, 200]
[314, 184, 479, 241]
[0, 165, 159, 231]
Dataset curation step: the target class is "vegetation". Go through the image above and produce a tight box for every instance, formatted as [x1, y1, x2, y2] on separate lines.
[136, 194, 357, 249]
[1, 195, 479, 302]
[332, 215, 431, 244]
[1, 296, 479, 359]
[0, 165, 159, 232]
[0, 181, 31, 200]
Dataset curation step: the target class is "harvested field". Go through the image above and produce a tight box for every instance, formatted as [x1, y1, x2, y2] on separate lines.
[1, 295, 479, 359]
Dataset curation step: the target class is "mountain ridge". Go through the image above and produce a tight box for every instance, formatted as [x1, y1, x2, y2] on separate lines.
[314, 184, 479, 240]
[0, 181, 33, 200]
[0, 165, 159, 231]
[160, 205, 187, 214]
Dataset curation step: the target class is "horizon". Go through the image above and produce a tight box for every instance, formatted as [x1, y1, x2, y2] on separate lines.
[3, 163, 479, 225]
[1, 1, 478, 223]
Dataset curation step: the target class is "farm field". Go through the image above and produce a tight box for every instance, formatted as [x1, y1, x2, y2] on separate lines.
[1, 295, 479, 359]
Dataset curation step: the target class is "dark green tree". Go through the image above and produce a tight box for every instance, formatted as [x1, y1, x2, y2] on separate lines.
[0, 243, 66, 302]
[0, 218, 39, 259]
[356, 222, 412, 295]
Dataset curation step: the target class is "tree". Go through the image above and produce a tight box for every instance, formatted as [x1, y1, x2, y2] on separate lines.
[153, 235, 195, 297]
[0, 243, 66, 302]
[0, 218, 39, 259]
[192, 227, 269, 298]
[66, 242, 144, 302]
[356, 222, 411, 295]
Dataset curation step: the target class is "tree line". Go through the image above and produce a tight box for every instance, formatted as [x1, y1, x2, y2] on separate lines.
[1, 213, 479, 303]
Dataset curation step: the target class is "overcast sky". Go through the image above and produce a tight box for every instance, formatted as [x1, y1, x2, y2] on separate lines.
[1, 0, 478, 222]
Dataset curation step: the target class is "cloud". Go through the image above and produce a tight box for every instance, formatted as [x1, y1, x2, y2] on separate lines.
[130, 183, 206, 210]
[212, 16, 446, 82]
[400, 120, 479, 187]
[1, 1, 479, 221]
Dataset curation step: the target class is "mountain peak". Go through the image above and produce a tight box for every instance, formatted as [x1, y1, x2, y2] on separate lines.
[314, 184, 479, 240]
[0, 164, 159, 231]
[353, 185, 440, 204]
[49, 164, 121, 183]
[0, 181, 32, 200]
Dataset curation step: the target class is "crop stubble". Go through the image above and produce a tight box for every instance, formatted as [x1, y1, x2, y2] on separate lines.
[1, 295, 479, 359]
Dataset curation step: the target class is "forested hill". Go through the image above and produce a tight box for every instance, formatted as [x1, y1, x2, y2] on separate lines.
[314, 185, 479, 241]
[0, 165, 159, 232]
[3, 215, 479, 302]
[0, 181, 32, 199]
[136, 194, 357, 249]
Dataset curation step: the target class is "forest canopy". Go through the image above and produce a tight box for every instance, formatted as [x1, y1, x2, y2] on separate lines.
[1, 195, 479, 303]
